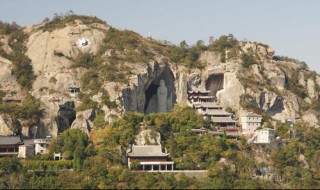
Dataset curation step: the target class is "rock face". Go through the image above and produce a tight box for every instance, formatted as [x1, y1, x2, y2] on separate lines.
[1, 19, 320, 136]
[24, 21, 108, 137]
[121, 62, 178, 114]
[135, 128, 161, 145]
[0, 57, 24, 99]
[0, 114, 14, 136]
[71, 109, 95, 135]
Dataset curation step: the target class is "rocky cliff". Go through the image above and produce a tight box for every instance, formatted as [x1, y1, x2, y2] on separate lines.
[0, 15, 319, 137]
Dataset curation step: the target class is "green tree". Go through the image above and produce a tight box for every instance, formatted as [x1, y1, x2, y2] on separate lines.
[179, 40, 188, 48]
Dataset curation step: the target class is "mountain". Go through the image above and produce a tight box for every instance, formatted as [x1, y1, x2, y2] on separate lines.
[1, 14, 320, 189]
[1, 14, 319, 138]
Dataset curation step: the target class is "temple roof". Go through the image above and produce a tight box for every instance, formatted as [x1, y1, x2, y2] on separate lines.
[203, 109, 232, 116]
[193, 102, 222, 109]
[0, 136, 23, 145]
[189, 95, 215, 99]
[211, 117, 236, 123]
[188, 89, 211, 94]
[127, 145, 168, 157]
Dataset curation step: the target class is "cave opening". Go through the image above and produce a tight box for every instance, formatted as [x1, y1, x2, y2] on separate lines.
[144, 67, 176, 114]
[56, 101, 76, 133]
[205, 73, 224, 96]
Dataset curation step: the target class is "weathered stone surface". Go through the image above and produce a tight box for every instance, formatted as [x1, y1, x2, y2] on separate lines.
[121, 61, 177, 114]
[1, 20, 320, 136]
[0, 37, 13, 54]
[302, 112, 319, 127]
[263, 62, 286, 90]
[0, 57, 23, 95]
[71, 109, 95, 135]
[0, 114, 14, 136]
[198, 51, 221, 66]
[217, 72, 245, 110]
[307, 79, 316, 98]
[298, 72, 306, 87]
[135, 128, 161, 145]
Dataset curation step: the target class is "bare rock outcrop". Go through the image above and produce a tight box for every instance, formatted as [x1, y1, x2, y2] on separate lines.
[302, 112, 319, 127]
[307, 79, 316, 98]
[121, 61, 178, 114]
[135, 128, 161, 145]
[71, 109, 95, 135]
[0, 114, 14, 136]
[1, 18, 320, 137]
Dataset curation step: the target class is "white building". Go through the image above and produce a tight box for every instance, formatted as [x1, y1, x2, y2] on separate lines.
[18, 144, 35, 159]
[254, 128, 276, 144]
[18, 138, 50, 159]
[34, 139, 50, 155]
[241, 112, 262, 134]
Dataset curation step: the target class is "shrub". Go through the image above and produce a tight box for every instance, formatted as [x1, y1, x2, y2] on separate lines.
[77, 93, 98, 111]
[0, 94, 42, 127]
[49, 76, 57, 84]
[40, 13, 106, 32]
[0, 23, 36, 90]
[72, 52, 96, 68]
[284, 72, 307, 99]
[80, 70, 101, 93]
[241, 53, 258, 68]
[92, 112, 107, 129]
[273, 55, 308, 70]
[208, 34, 239, 63]
[101, 90, 117, 109]
[54, 50, 64, 57]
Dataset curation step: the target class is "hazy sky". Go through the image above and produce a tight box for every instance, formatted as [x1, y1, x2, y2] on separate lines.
[1, 0, 320, 72]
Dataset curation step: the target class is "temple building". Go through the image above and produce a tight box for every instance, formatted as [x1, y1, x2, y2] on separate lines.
[67, 84, 80, 97]
[127, 145, 174, 171]
[188, 89, 237, 129]
[34, 139, 50, 155]
[188, 89, 214, 104]
[0, 136, 23, 157]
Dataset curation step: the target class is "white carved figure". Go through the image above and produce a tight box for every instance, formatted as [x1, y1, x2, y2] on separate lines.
[77, 38, 90, 48]
[157, 80, 168, 112]
[167, 92, 173, 112]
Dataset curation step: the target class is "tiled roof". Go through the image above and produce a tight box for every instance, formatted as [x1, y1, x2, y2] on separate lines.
[188, 89, 210, 94]
[211, 117, 236, 123]
[127, 145, 168, 157]
[203, 109, 232, 116]
[0, 136, 22, 145]
[189, 96, 215, 99]
[23, 139, 35, 145]
[193, 102, 222, 109]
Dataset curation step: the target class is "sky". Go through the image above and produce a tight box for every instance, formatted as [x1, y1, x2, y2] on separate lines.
[1, 0, 320, 72]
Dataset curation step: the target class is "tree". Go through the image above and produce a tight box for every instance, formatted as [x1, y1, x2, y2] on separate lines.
[179, 40, 188, 49]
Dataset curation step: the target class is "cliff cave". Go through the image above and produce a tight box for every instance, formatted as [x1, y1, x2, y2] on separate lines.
[205, 73, 224, 96]
[144, 66, 176, 114]
[56, 101, 76, 133]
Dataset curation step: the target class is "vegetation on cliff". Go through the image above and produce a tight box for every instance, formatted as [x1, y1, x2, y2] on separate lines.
[0, 21, 36, 90]
[1, 14, 320, 189]
[0, 106, 320, 188]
